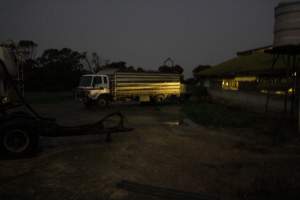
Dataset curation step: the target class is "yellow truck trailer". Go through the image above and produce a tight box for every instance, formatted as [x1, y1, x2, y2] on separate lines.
[77, 72, 185, 106]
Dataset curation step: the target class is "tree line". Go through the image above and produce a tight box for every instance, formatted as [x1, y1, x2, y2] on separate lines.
[1, 40, 209, 91]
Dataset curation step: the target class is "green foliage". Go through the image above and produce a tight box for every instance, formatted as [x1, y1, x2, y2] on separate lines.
[25, 48, 150, 91]
[158, 65, 184, 74]
[102, 61, 138, 72]
[100, 61, 150, 73]
[25, 48, 86, 91]
[137, 67, 145, 72]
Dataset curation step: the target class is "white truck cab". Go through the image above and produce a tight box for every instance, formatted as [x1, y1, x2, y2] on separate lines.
[79, 74, 109, 90]
[77, 74, 111, 106]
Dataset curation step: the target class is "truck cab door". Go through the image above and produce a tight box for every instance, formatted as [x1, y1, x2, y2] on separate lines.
[102, 75, 109, 90]
[92, 76, 110, 94]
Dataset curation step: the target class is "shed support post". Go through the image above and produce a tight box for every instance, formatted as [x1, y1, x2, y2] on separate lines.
[265, 54, 279, 113]
[295, 55, 300, 133]
[284, 91, 288, 113]
[265, 90, 270, 113]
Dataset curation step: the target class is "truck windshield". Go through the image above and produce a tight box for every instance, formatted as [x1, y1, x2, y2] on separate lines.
[79, 76, 92, 87]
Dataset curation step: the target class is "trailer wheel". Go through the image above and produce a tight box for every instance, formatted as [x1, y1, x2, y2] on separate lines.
[0, 120, 39, 158]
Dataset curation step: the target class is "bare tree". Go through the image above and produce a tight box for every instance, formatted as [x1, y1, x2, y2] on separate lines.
[82, 52, 95, 73]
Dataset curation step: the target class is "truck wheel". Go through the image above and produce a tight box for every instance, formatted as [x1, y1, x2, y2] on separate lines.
[154, 95, 165, 104]
[0, 120, 39, 158]
[98, 97, 108, 107]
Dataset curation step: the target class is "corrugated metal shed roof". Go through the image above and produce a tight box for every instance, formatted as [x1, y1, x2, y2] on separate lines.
[198, 52, 289, 77]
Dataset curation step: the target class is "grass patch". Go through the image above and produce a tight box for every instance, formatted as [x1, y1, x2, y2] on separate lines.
[182, 102, 264, 128]
[25, 92, 73, 104]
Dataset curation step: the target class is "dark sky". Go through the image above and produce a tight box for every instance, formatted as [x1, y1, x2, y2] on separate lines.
[0, 0, 280, 77]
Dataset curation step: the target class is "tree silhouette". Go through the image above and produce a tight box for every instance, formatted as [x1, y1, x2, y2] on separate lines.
[31, 48, 86, 91]
[192, 65, 211, 79]
[137, 67, 145, 72]
[92, 52, 102, 72]
[102, 61, 127, 72]
[158, 64, 184, 74]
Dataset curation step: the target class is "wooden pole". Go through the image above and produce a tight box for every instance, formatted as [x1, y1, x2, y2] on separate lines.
[265, 54, 279, 113]
[284, 90, 288, 113]
[265, 83, 271, 112]
[293, 55, 300, 133]
[289, 55, 295, 115]
[284, 55, 290, 114]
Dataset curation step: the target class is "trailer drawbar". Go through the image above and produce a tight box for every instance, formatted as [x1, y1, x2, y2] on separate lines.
[0, 47, 133, 158]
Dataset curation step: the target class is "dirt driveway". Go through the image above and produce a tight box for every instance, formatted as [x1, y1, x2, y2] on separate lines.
[1, 100, 300, 200]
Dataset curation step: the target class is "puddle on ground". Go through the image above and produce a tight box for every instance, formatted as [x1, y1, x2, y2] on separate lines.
[162, 119, 184, 126]
[161, 118, 200, 128]
[162, 120, 183, 126]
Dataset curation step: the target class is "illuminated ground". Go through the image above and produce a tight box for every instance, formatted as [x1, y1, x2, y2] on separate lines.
[0, 97, 300, 200]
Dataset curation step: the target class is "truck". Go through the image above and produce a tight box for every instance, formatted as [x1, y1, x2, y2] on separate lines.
[77, 71, 185, 107]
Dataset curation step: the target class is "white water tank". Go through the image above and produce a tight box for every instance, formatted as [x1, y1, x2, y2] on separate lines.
[0, 47, 18, 79]
[274, 1, 300, 47]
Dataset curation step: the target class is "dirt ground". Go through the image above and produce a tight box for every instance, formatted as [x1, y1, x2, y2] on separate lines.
[1, 99, 300, 200]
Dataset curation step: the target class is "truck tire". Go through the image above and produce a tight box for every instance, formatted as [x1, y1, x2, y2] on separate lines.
[0, 119, 39, 158]
[97, 97, 108, 107]
[154, 95, 165, 105]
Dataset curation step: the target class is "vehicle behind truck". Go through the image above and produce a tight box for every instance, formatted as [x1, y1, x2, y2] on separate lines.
[77, 72, 185, 107]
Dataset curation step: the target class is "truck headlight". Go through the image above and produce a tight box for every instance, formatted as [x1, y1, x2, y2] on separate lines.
[88, 90, 98, 98]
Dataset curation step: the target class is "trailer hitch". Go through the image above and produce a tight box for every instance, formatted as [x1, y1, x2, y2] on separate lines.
[41, 112, 133, 142]
[0, 52, 133, 158]
[1, 57, 133, 140]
